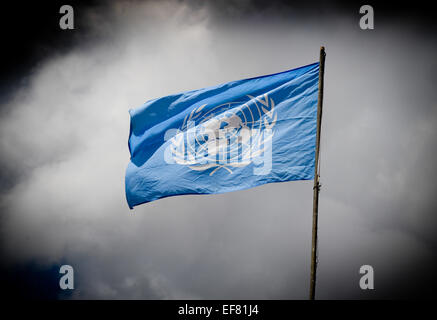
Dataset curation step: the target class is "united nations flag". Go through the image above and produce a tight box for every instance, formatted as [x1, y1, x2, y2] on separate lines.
[126, 62, 320, 208]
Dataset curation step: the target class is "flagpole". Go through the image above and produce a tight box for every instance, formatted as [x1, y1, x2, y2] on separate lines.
[309, 46, 326, 300]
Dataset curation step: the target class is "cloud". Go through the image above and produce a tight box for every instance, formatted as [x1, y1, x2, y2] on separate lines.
[0, 0, 436, 299]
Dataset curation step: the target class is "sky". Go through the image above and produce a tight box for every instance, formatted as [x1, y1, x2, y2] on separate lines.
[0, 0, 436, 299]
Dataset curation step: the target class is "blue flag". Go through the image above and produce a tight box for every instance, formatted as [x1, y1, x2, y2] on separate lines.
[126, 62, 320, 208]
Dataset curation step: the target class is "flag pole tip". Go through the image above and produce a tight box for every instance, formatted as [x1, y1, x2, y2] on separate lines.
[320, 46, 326, 57]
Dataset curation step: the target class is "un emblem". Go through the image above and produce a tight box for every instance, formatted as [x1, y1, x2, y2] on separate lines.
[165, 93, 277, 175]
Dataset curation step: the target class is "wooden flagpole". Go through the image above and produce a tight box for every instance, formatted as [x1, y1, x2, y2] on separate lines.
[309, 46, 326, 300]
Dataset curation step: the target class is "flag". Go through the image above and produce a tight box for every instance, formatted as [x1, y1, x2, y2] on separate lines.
[126, 62, 320, 208]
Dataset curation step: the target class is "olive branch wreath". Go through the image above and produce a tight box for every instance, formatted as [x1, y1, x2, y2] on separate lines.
[169, 93, 277, 175]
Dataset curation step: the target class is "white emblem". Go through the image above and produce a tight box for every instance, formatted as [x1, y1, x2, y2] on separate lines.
[166, 93, 277, 175]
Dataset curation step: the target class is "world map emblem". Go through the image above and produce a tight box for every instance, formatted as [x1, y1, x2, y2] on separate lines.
[168, 93, 277, 175]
